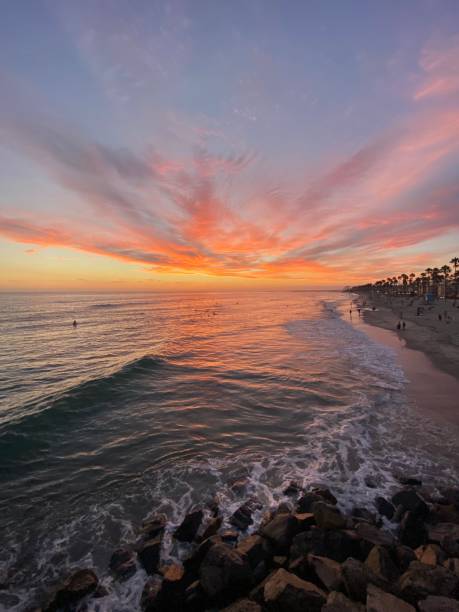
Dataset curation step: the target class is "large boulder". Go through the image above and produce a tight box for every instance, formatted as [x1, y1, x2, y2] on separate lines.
[230, 500, 261, 531]
[221, 599, 262, 612]
[366, 583, 414, 612]
[174, 509, 203, 542]
[184, 535, 221, 574]
[262, 568, 326, 611]
[199, 542, 253, 604]
[296, 493, 323, 513]
[427, 523, 459, 556]
[310, 486, 338, 505]
[415, 544, 446, 566]
[355, 522, 395, 553]
[236, 535, 272, 569]
[399, 511, 427, 548]
[443, 558, 459, 576]
[200, 516, 223, 541]
[109, 548, 137, 580]
[290, 527, 362, 563]
[323, 590, 364, 611]
[44, 569, 98, 612]
[391, 490, 428, 517]
[140, 513, 167, 540]
[374, 496, 395, 520]
[365, 545, 400, 582]
[341, 558, 392, 603]
[418, 595, 459, 611]
[312, 502, 346, 530]
[398, 562, 459, 604]
[307, 554, 343, 591]
[393, 545, 417, 573]
[260, 513, 298, 553]
[138, 537, 162, 574]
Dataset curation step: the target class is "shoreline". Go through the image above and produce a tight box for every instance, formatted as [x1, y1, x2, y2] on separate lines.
[351, 291, 459, 428]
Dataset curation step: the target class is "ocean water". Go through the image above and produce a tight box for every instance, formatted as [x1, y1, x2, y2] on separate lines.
[0, 290, 458, 610]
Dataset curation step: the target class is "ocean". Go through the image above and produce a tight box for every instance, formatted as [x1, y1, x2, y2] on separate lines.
[0, 291, 458, 610]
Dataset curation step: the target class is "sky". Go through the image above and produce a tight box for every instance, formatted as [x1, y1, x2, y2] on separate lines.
[1, 0, 459, 291]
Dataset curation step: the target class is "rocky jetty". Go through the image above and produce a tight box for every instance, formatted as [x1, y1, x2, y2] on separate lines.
[34, 480, 459, 611]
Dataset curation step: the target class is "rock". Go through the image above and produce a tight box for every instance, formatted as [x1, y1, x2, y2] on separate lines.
[399, 511, 427, 548]
[352, 507, 378, 525]
[221, 599, 262, 612]
[439, 488, 459, 509]
[138, 537, 162, 574]
[141, 513, 167, 540]
[236, 535, 272, 569]
[174, 509, 203, 542]
[398, 563, 459, 604]
[393, 545, 417, 572]
[375, 496, 395, 520]
[394, 473, 422, 487]
[365, 475, 378, 489]
[44, 569, 98, 612]
[290, 527, 362, 563]
[313, 502, 346, 530]
[418, 595, 459, 611]
[276, 501, 293, 514]
[323, 590, 364, 611]
[231, 478, 249, 494]
[366, 583, 414, 612]
[200, 516, 223, 541]
[310, 486, 338, 505]
[262, 568, 326, 611]
[297, 493, 323, 513]
[392, 490, 428, 517]
[272, 555, 287, 568]
[157, 564, 186, 608]
[184, 535, 221, 574]
[183, 580, 206, 611]
[365, 545, 400, 582]
[428, 523, 459, 556]
[430, 504, 459, 525]
[307, 554, 343, 590]
[199, 542, 253, 603]
[260, 513, 298, 553]
[355, 522, 395, 555]
[221, 530, 239, 543]
[141, 575, 163, 611]
[443, 558, 459, 576]
[207, 496, 220, 517]
[109, 548, 137, 580]
[283, 481, 302, 496]
[293, 512, 315, 530]
[230, 500, 261, 531]
[341, 558, 371, 602]
[415, 544, 446, 566]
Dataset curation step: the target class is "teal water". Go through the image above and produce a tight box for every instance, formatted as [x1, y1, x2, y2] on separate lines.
[0, 291, 458, 610]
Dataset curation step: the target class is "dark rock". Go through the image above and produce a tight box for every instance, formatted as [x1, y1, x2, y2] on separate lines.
[313, 502, 346, 530]
[365, 545, 400, 582]
[393, 473, 422, 487]
[276, 501, 293, 514]
[399, 510, 427, 548]
[375, 496, 395, 520]
[323, 590, 364, 611]
[355, 522, 396, 556]
[272, 555, 287, 568]
[392, 489, 428, 517]
[294, 512, 315, 530]
[262, 568, 326, 611]
[398, 563, 459, 604]
[443, 558, 459, 576]
[141, 513, 167, 540]
[236, 535, 272, 569]
[220, 599, 262, 612]
[221, 530, 239, 543]
[296, 492, 323, 513]
[283, 481, 302, 496]
[260, 513, 298, 553]
[109, 548, 137, 580]
[307, 554, 343, 591]
[439, 488, 459, 509]
[393, 545, 417, 573]
[184, 535, 221, 574]
[141, 575, 163, 611]
[310, 486, 337, 505]
[366, 583, 415, 612]
[365, 476, 378, 489]
[183, 580, 206, 612]
[418, 595, 459, 611]
[230, 500, 261, 531]
[199, 542, 253, 604]
[174, 509, 203, 542]
[200, 516, 222, 541]
[231, 478, 249, 494]
[207, 496, 220, 517]
[430, 504, 459, 525]
[428, 522, 459, 556]
[341, 558, 371, 602]
[415, 543, 446, 566]
[352, 507, 378, 525]
[290, 527, 362, 563]
[138, 537, 162, 574]
[44, 569, 98, 612]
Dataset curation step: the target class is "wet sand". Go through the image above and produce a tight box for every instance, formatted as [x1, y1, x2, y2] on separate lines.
[351, 292, 459, 427]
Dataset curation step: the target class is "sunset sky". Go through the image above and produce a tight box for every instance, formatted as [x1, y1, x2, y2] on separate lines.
[1, 0, 459, 291]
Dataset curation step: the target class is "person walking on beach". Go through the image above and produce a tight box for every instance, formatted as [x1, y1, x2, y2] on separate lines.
[72, 320, 77, 327]
[402, 321, 406, 330]
[396, 321, 401, 330]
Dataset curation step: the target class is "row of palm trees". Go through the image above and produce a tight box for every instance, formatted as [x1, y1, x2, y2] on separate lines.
[350, 257, 459, 299]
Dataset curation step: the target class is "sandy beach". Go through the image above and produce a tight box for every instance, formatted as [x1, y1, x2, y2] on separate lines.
[355, 292, 459, 383]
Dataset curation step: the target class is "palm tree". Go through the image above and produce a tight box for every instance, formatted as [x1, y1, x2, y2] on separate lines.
[451, 257, 459, 303]
[440, 265, 451, 299]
